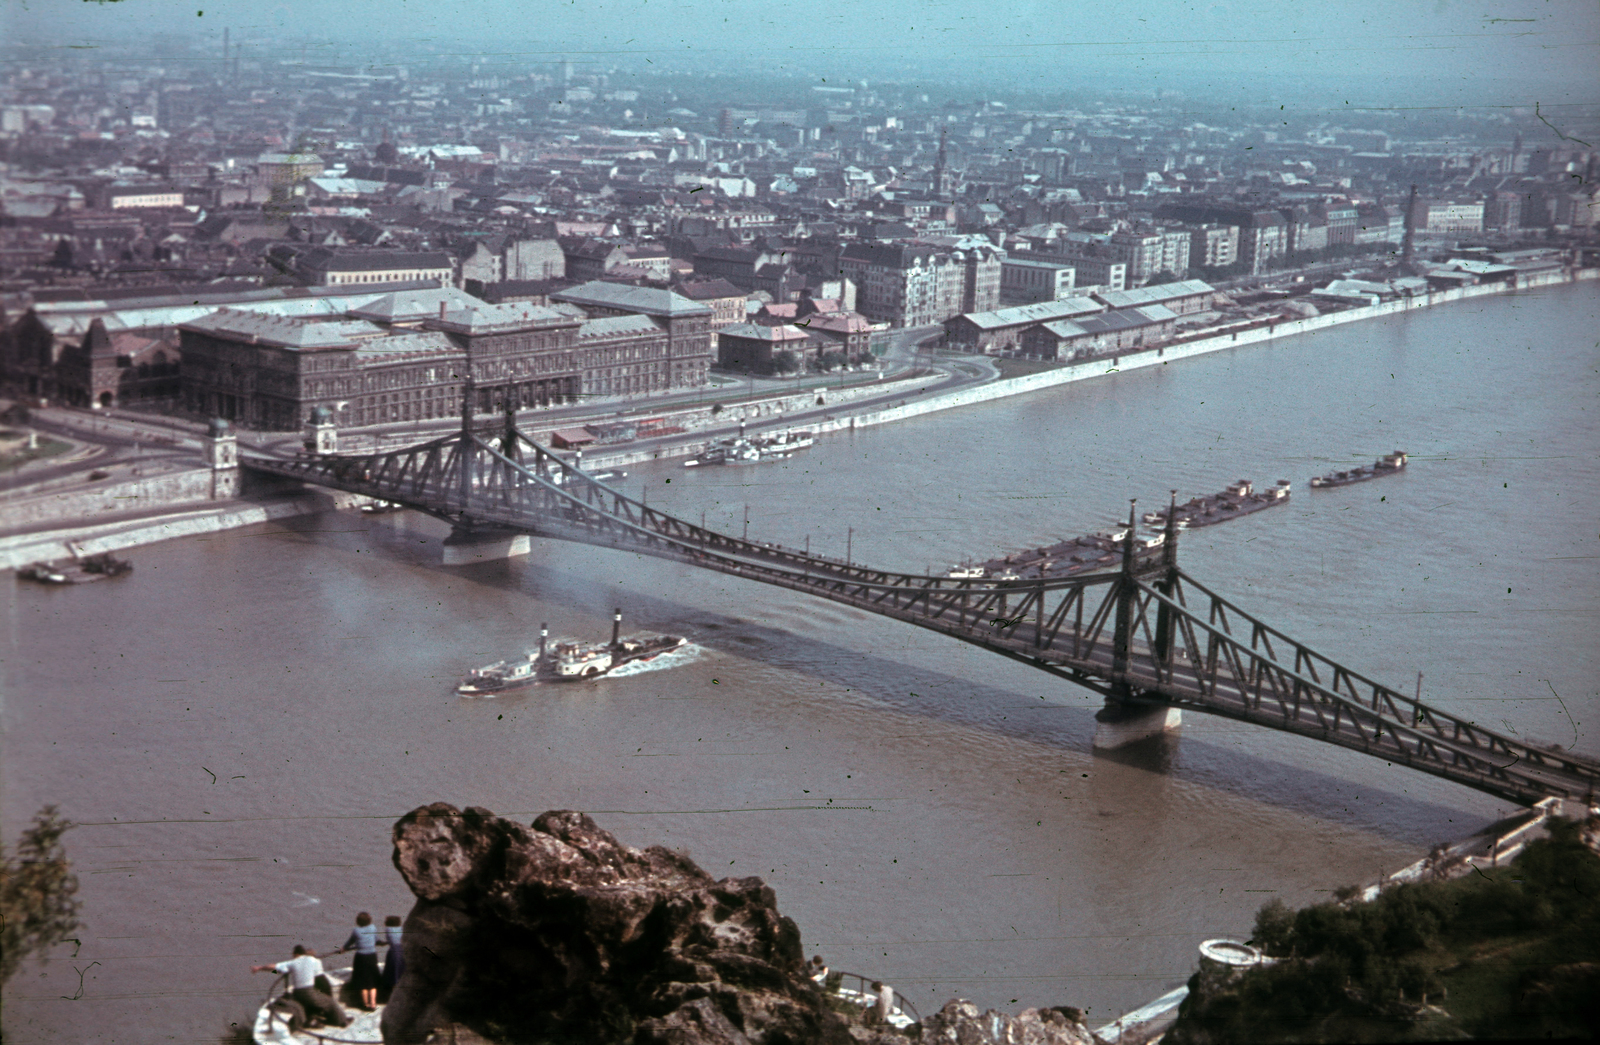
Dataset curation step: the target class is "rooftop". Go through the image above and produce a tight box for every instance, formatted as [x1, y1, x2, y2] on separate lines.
[551, 281, 712, 318]
[429, 301, 581, 336]
[180, 308, 375, 351]
[719, 322, 812, 343]
[577, 314, 663, 340]
[954, 297, 1105, 330]
[1093, 280, 1215, 310]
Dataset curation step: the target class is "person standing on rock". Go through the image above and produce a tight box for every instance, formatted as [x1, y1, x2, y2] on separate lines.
[250, 945, 349, 1029]
[337, 911, 381, 1010]
[379, 914, 404, 1002]
[872, 980, 896, 1024]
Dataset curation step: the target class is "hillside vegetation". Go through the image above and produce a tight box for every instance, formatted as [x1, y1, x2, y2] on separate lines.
[1166, 818, 1600, 1043]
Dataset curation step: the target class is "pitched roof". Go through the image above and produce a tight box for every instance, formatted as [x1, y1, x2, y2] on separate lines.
[953, 297, 1104, 331]
[551, 280, 712, 318]
[430, 301, 581, 335]
[301, 247, 453, 272]
[718, 322, 812, 343]
[346, 286, 480, 323]
[577, 314, 663, 340]
[673, 278, 745, 300]
[1092, 280, 1214, 310]
[179, 308, 371, 350]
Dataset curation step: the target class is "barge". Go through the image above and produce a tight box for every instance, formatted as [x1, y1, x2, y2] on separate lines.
[1142, 478, 1292, 530]
[1309, 451, 1407, 489]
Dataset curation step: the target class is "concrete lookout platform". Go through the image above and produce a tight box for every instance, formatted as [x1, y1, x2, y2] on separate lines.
[1093, 702, 1183, 750]
[441, 525, 531, 565]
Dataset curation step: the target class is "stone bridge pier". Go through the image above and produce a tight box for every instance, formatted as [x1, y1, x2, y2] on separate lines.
[441, 524, 531, 566]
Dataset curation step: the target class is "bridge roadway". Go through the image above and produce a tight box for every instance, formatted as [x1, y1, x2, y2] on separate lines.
[241, 422, 1600, 809]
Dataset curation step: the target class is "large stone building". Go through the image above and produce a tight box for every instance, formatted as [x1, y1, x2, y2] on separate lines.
[1154, 202, 1291, 275]
[176, 281, 712, 430]
[294, 247, 454, 287]
[1411, 199, 1486, 235]
[838, 240, 1000, 328]
[2, 281, 464, 408]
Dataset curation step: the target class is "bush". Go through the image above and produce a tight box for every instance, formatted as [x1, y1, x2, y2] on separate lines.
[0, 806, 82, 987]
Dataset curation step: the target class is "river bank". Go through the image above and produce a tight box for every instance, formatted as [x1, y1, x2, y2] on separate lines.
[4, 266, 1593, 563]
[579, 265, 1597, 470]
[0, 487, 368, 570]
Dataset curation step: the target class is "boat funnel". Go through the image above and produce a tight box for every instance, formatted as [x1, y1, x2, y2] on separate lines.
[540, 623, 548, 660]
[612, 609, 622, 647]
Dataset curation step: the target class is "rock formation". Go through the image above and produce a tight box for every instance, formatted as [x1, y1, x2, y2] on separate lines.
[381, 803, 1104, 1045]
[921, 999, 1099, 1045]
[382, 803, 898, 1044]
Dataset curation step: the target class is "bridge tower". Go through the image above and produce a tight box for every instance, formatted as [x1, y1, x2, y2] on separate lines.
[304, 406, 337, 455]
[440, 370, 531, 565]
[205, 417, 239, 500]
[1094, 496, 1182, 750]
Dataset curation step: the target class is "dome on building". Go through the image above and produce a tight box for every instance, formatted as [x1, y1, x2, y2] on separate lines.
[208, 417, 232, 437]
[309, 406, 335, 425]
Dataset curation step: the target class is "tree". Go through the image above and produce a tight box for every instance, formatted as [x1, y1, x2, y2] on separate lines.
[771, 350, 800, 375]
[1, 806, 82, 987]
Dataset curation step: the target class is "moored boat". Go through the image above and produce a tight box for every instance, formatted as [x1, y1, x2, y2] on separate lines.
[683, 437, 792, 467]
[17, 553, 132, 584]
[18, 562, 69, 584]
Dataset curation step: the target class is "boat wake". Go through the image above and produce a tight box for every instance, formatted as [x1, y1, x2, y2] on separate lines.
[603, 643, 703, 678]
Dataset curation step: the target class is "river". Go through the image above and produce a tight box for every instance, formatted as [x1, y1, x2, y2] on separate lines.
[3, 280, 1596, 1043]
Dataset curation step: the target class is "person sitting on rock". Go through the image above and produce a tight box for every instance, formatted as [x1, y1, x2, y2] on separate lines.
[251, 945, 348, 1029]
[808, 954, 829, 985]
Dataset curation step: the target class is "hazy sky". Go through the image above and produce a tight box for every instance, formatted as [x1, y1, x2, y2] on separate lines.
[6, 0, 1598, 100]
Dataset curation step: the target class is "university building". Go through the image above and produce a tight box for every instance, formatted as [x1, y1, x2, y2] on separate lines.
[178, 281, 712, 430]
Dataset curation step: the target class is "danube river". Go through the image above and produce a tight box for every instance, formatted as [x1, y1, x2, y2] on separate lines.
[3, 280, 1596, 1043]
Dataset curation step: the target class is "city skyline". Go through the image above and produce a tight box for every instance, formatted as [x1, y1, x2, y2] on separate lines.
[6, 0, 1598, 104]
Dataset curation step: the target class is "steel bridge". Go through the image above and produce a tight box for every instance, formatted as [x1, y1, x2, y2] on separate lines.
[241, 414, 1600, 809]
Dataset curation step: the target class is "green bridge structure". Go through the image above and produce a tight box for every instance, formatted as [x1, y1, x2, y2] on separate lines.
[239, 407, 1600, 810]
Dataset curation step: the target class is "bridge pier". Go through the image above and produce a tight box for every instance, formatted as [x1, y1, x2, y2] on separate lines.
[441, 525, 531, 565]
[1093, 703, 1183, 750]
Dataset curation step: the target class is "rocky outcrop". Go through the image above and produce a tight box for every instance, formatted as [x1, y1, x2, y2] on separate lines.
[381, 803, 899, 1045]
[920, 999, 1099, 1045]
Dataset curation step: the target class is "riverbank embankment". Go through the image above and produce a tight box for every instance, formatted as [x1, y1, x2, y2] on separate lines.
[5, 266, 1592, 559]
[575, 265, 1596, 471]
[0, 487, 367, 571]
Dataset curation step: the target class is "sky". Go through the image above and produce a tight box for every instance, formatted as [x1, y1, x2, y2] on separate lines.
[4, 0, 1598, 103]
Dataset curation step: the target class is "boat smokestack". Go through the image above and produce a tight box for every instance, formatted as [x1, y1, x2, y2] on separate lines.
[539, 623, 548, 660]
[612, 609, 622, 647]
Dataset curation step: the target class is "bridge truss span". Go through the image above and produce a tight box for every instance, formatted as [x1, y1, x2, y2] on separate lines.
[241, 422, 1600, 808]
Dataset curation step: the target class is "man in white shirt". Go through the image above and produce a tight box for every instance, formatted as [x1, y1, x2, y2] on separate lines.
[250, 944, 349, 1028]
